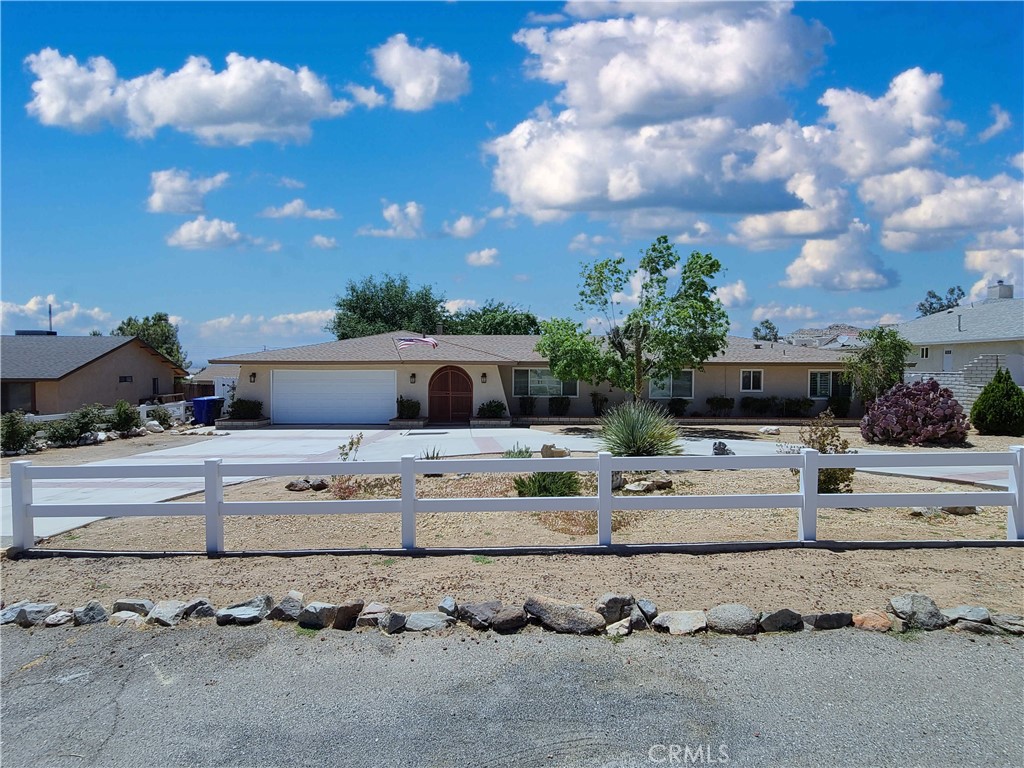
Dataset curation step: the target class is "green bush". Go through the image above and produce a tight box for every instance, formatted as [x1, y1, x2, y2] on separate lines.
[148, 405, 174, 429]
[667, 398, 689, 418]
[396, 396, 421, 419]
[108, 399, 142, 433]
[739, 396, 776, 416]
[970, 368, 1024, 436]
[513, 471, 581, 497]
[1, 411, 36, 453]
[518, 396, 536, 416]
[827, 394, 851, 419]
[68, 403, 106, 434]
[548, 396, 570, 417]
[774, 397, 814, 417]
[476, 399, 507, 418]
[227, 398, 263, 420]
[705, 396, 734, 417]
[780, 409, 856, 494]
[590, 391, 609, 417]
[599, 400, 681, 457]
[45, 418, 82, 447]
[502, 442, 533, 458]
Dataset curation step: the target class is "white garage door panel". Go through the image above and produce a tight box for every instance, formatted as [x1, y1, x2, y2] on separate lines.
[272, 370, 396, 424]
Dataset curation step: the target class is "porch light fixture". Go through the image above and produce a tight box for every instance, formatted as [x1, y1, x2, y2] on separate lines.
[481, 372, 487, 383]
[409, 373, 416, 384]
[249, 372, 257, 383]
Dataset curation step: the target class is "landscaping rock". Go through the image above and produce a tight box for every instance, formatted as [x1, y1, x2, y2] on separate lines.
[113, 598, 154, 616]
[268, 591, 304, 621]
[216, 595, 273, 626]
[333, 599, 365, 630]
[853, 610, 892, 632]
[298, 602, 338, 629]
[437, 596, 458, 618]
[647, 471, 673, 490]
[706, 604, 757, 635]
[145, 421, 164, 433]
[758, 426, 781, 435]
[712, 441, 735, 456]
[356, 602, 389, 628]
[610, 471, 624, 490]
[109, 611, 144, 627]
[887, 613, 906, 633]
[758, 608, 804, 632]
[72, 601, 108, 626]
[0, 601, 30, 625]
[146, 600, 187, 627]
[652, 611, 707, 636]
[44, 611, 74, 627]
[540, 444, 570, 458]
[405, 612, 456, 632]
[803, 612, 853, 630]
[887, 593, 948, 630]
[991, 614, 1024, 635]
[941, 606, 991, 624]
[595, 593, 635, 624]
[910, 507, 947, 518]
[628, 605, 649, 631]
[285, 479, 311, 492]
[183, 598, 216, 619]
[490, 606, 528, 634]
[379, 610, 407, 635]
[524, 595, 606, 635]
[636, 599, 658, 623]
[460, 601, 502, 630]
[955, 620, 1002, 636]
[309, 477, 329, 492]
[624, 481, 656, 493]
[605, 618, 631, 637]
[943, 506, 977, 516]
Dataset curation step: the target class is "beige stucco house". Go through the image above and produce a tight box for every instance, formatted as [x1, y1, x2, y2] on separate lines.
[211, 332, 856, 425]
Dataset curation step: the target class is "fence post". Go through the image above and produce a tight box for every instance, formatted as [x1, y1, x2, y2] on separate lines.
[204, 459, 224, 555]
[1009, 446, 1024, 541]
[597, 452, 613, 546]
[401, 454, 416, 549]
[799, 448, 819, 542]
[10, 461, 34, 551]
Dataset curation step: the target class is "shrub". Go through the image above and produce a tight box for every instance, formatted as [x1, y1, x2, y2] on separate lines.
[502, 442, 533, 458]
[548, 396, 570, 417]
[513, 471, 581, 497]
[860, 379, 969, 446]
[827, 394, 851, 419]
[1, 411, 36, 453]
[780, 409, 856, 494]
[328, 475, 358, 500]
[705, 396, 734, 418]
[739, 396, 775, 417]
[108, 399, 142, 434]
[970, 368, 1024, 436]
[518, 396, 536, 416]
[68, 403, 106, 434]
[396, 396, 421, 419]
[45, 418, 81, 447]
[148, 405, 174, 429]
[338, 432, 363, 462]
[599, 400, 681, 457]
[590, 391, 609, 417]
[476, 400, 507, 418]
[228, 398, 263, 420]
[777, 397, 813, 417]
[667, 398, 689, 418]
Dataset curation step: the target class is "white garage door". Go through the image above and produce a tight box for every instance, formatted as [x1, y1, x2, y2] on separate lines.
[272, 370, 396, 424]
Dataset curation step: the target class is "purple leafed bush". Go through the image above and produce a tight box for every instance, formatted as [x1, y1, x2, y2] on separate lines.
[860, 379, 969, 446]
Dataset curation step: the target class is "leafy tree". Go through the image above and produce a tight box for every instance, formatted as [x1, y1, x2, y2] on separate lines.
[840, 326, 913, 403]
[326, 273, 447, 340]
[536, 236, 730, 399]
[917, 285, 965, 316]
[446, 301, 541, 335]
[111, 312, 189, 369]
[752, 319, 780, 342]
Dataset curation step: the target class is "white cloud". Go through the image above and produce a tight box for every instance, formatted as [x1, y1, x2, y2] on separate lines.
[197, 310, 334, 339]
[0, 294, 112, 334]
[1011, 153, 1024, 173]
[979, 104, 1011, 142]
[443, 214, 485, 239]
[147, 169, 228, 214]
[525, 12, 568, 24]
[732, 174, 847, 245]
[751, 303, 818, 322]
[964, 226, 1024, 300]
[279, 177, 305, 189]
[370, 33, 470, 111]
[611, 270, 647, 306]
[357, 200, 425, 238]
[568, 232, 613, 253]
[715, 280, 750, 308]
[346, 83, 386, 109]
[444, 299, 478, 313]
[310, 235, 337, 249]
[782, 221, 897, 291]
[25, 48, 351, 145]
[466, 247, 499, 267]
[260, 198, 339, 220]
[674, 220, 711, 244]
[166, 216, 247, 249]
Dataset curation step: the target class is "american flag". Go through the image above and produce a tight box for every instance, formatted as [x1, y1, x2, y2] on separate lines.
[396, 336, 439, 350]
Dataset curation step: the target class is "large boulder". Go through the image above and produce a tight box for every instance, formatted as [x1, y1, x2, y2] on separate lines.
[16, 603, 58, 627]
[379, 610, 407, 635]
[268, 591, 304, 622]
[490, 606, 528, 634]
[0, 601, 30, 625]
[298, 602, 338, 629]
[887, 593, 948, 631]
[459, 601, 502, 630]
[333, 599, 365, 630]
[524, 595, 605, 635]
[404, 612, 456, 632]
[706, 604, 758, 635]
[146, 600, 187, 627]
[941, 606, 991, 624]
[216, 595, 273, 626]
[72, 601, 108, 626]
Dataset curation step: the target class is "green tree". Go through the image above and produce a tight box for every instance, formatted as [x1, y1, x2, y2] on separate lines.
[111, 312, 189, 369]
[536, 236, 730, 399]
[326, 273, 447, 340]
[840, 326, 913, 403]
[752, 319, 780, 342]
[970, 367, 1024, 436]
[446, 301, 541, 335]
[917, 285, 965, 316]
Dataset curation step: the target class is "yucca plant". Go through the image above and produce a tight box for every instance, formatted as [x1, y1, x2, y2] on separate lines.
[502, 442, 533, 458]
[513, 471, 581, 497]
[598, 400, 681, 456]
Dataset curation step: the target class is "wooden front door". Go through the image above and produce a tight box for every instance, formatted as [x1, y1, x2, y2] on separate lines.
[428, 366, 473, 423]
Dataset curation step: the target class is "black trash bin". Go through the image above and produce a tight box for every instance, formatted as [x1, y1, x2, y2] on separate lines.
[193, 396, 226, 426]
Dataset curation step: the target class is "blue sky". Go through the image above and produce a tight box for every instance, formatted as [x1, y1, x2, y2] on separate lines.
[2, 1, 1021, 367]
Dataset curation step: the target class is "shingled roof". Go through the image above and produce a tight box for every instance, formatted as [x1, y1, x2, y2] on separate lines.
[1, 335, 188, 380]
[896, 298, 1024, 345]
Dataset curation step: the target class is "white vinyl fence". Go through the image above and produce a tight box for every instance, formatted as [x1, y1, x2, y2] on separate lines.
[8, 448, 1023, 554]
[25, 401, 192, 427]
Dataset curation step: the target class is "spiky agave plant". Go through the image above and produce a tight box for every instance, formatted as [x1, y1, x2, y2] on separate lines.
[598, 400, 682, 456]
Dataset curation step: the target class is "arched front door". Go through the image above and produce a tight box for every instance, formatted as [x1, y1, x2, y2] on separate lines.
[428, 366, 473, 423]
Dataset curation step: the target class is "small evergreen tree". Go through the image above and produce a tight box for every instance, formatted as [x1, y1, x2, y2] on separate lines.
[970, 368, 1024, 436]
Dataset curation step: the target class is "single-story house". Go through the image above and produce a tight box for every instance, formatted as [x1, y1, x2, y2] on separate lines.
[0, 333, 188, 415]
[210, 332, 857, 425]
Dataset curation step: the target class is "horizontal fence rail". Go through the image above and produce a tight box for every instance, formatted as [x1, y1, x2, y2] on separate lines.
[7, 447, 1024, 554]
[24, 402, 192, 429]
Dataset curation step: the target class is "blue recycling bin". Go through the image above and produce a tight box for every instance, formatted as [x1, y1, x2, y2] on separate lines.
[192, 396, 225, 426]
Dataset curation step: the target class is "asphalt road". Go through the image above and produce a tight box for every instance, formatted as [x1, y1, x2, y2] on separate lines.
[1, 623, 1021, 768]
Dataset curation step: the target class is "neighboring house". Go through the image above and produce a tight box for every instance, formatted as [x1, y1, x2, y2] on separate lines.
[210, 332, 856, 425]
[185, 364, 240, 400]
[899, 280, 1024, 409]
[782, 323, 866, 348]
[0, 333, 188, 415]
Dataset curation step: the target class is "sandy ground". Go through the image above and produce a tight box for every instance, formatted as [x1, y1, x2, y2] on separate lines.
[2, 424, 1022, 614]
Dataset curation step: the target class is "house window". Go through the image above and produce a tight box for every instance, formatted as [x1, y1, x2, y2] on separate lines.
[512, 368, 578, 397]
[649, 371, 694, 399]
[119, 375, 133, 383]
[740, 369, 763, 392]
[809, 371, 852, 399]
[920, 347, 929, 359]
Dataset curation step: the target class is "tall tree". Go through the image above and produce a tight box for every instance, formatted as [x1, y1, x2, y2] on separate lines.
[841, 326, 913, 403]
[325, 273, 447, 340]
[111, 312, 190, 369]
[752, 319, 780, 342]
[917, 286, 965, 316]
[536, 236, 730, 399]
[446, 301, 541, 335]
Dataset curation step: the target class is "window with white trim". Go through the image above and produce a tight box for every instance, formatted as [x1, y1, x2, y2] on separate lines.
[809, 370, 852, 399]
[740, 369, 763, 392]
[920, 347, 929, 359]
[649, 371, 694, 399]
[513, 368, 578, 397]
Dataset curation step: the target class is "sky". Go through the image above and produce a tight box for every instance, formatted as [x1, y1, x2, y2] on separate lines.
[2, 1, 1022, 367]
